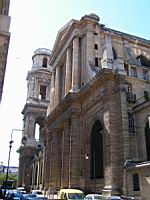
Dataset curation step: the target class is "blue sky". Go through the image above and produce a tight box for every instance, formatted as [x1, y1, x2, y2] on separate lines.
[0, 0, 149, 167]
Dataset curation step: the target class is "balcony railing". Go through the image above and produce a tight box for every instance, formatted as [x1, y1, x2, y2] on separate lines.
[126, 92, 136, 103]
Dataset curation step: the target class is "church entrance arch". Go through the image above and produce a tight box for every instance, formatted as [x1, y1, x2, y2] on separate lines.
[90, 120, 104, 179]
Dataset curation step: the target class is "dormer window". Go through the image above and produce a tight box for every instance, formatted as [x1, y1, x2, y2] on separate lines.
[42, 57, 47, 68]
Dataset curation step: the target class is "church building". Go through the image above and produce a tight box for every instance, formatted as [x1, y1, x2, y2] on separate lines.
[18, 14, 150, 200]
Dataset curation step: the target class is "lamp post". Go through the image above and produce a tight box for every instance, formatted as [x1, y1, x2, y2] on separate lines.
[3, 129, 26, 197]
[84, 153, 89, 193]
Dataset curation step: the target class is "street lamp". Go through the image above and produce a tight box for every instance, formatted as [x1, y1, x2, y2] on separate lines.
[84, 153, 89, 193]
[3, 140, 14, 197]
[3, 129, 26, 197]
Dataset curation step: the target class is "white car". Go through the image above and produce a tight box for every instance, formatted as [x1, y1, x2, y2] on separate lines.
[85, 194, 106, 200]
[32, 190, 44, 197]
[107, 197, 123, 200]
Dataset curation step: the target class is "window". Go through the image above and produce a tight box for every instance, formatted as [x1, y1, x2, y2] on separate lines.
[112, 48, 117, 60]
[95, 44, 98, 50]
[35, 123, 40, 140]
[144, 91, 149, 101]
[95, 57, 99, 67]
[142, 69, 149, 80]
[131, 67, 138, 78]
[124, 63, 129, 75]
[39, 85, 46, 100]
[42, 57, 47, 68]
[132, 173, 140, 191]
[128, 112, 135, 133]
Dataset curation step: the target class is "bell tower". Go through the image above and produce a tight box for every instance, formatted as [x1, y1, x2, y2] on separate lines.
[18, 48, 51, 190]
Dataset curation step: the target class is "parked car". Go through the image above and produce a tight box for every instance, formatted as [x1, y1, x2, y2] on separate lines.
[6, 190, 23, 200]
[17, 187, 26, 194]
[57, 188, 85, 200]
[32, 190, 44, 198]
[22, 193, 37, 200]
[85, 194, 107, 200]
[107, 197, 123, 200]
[36, 198, 48, 200]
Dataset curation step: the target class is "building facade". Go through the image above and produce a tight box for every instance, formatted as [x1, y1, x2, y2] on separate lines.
[0, 0, 11, 102]
[18, 14, 150, 200]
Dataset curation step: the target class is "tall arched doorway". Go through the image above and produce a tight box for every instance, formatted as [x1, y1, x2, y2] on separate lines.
[90, 120, 104, 179]
[145, 119, 150, 161]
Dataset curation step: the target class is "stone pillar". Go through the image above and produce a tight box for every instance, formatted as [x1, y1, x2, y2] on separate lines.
[69, 116, 81, 188]
[72, 37, 79, 92]
[65, 47, 72, 95]
[49, 71, 55, 112]
[103, 80, 124, 196]
[37, 161, 40, 187]
[24, 113, 36, 146]
[60, 120, 70, 188]
[43, 130, 51, 188]
[18, 146, 35, 192]
[50, 129, 60, 189]
[34, 78, 39, 98]
[85, 24, 94, 81]
[102, 34, 113, 69]
[55, 65, 60, 105]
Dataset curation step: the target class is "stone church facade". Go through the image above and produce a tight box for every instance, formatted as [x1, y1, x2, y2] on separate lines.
[18, 14, 150, 200]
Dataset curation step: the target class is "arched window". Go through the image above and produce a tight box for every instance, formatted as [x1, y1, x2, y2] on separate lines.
[137, 55, 150, 67]
[90, 120, 104, 179]
[35, 123, 40, 141]
[145, 119, 150, 161]
[42, 57, 47, 67]
[132, 173, 140, 191]
[112, 48, 117, 60]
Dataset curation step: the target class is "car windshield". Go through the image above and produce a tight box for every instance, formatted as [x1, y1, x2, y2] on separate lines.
[68, 193, 85, 199]
[14, 192, 23, 197]
[23, 194, 37, 197]
[93, 195, 102, 200]
[36, 192, 42, 194]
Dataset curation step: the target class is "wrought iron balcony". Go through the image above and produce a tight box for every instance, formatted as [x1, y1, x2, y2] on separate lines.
[126, 92, 136, 103]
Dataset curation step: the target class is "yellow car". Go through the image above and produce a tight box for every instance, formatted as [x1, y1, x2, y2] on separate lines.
[57, 189, 85, 200]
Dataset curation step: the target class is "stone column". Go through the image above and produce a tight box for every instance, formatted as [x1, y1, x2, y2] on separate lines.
[85, 24, 94, 81]
[69, 116, 81, 188]
[24, 113, 36, 145]
[103, 80, 124, 196]
[102, 34, 114, 69]
[65, 47, 72, 95]
[48, 70, 55, 112]
[34, 78, 39, 99]
[72, 37, 79, 92]
[50, 129, 60, 189]
[43, 130, 51, 188]
[55, 65, 60, 105]
[60, 120, 70, 188]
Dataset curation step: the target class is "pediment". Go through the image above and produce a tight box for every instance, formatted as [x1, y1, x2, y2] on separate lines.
[52, 19, 78, 52]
